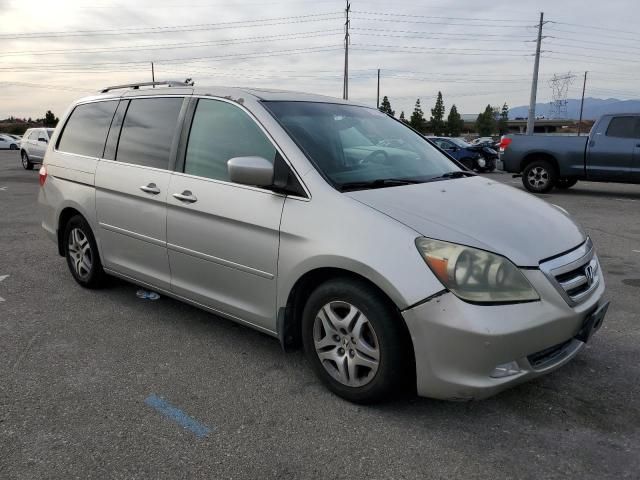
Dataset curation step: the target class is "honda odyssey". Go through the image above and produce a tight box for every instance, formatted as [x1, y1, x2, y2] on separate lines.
[38, 81, 608, 402]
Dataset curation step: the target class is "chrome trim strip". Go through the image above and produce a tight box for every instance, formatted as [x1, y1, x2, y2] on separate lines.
[99, 222, 166, 248]
[167, 242, 274, 280]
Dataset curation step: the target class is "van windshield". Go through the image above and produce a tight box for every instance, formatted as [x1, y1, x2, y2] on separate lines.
[263, 101, 461, 191]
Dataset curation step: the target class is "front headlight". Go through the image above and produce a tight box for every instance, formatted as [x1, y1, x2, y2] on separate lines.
[416, 238, 539, 303]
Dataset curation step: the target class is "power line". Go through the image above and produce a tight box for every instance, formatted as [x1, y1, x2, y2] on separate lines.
[0, 12, 343, 39]
[0, 46, 346, 72]
[0, 30, 343, 57]
[549, 20, 640, 38]
[352, 10, 532, 23]
[350, 15, 535, 28]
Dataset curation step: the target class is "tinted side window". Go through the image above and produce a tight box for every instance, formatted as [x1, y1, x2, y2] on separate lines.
[116, 97, 183, 169]
[606, 116, 639, 139]
[184, 99, 276, 182]
[57, 101, 118, 157]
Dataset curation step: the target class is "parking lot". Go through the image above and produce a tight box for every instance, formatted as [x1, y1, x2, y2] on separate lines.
[0, 148, 638, 478]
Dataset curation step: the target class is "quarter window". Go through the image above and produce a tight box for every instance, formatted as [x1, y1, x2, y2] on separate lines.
[56, 101, 118, 157]
[606, 116, 640, 139]
[184, 99, 276, 182]
[116, 97, 183, 170]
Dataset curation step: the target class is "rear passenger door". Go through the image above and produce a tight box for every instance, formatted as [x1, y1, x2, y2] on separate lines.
[587, 116, 636, 180]
[166, 98, 285, 331]
[95, 97, 186, 290]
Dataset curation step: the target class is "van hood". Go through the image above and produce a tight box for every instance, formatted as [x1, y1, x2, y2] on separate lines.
[345, 176, 586, 266]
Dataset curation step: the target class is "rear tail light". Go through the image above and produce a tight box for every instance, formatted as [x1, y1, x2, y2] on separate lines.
[39, 165, 48, 186]
[498, 137, 512, 152]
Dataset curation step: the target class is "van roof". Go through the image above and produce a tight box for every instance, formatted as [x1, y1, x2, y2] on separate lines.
[75, 83, 361, 107]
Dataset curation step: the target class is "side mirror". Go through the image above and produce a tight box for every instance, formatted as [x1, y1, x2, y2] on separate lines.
[227, 156, 274, 187]
[38, 137, 48, 143]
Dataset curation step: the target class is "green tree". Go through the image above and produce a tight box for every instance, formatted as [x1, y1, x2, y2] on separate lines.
[43, 110, 59, 127]
[410, 99, 426, 132]
[399, 111, 409, 124]
[378, 96, 395, 116]
[475, 104, 496, 137]
[446, 104, 464, 137]
[497, 102, 509, 134]
[429, 91, 446, 136]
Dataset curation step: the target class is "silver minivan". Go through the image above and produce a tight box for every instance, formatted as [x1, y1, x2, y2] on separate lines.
[38, 82, 608, 403]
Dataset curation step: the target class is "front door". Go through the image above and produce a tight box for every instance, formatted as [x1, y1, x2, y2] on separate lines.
[587, 116, 637, 180]
[167, 98, 285, 331]
[95, 96, 185, 290]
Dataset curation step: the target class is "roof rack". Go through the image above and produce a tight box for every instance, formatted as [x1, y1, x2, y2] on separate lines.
[100, 80, 193, 93]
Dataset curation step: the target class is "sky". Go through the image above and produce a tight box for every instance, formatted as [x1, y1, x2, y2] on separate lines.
[0, 0, 638, 119]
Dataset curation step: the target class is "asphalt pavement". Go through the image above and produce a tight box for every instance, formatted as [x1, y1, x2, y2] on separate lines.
[0, 149, 638, 479]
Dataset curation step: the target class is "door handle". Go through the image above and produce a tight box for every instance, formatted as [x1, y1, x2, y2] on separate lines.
[140, 183, 160, 194]
[172, 190, 197, 203]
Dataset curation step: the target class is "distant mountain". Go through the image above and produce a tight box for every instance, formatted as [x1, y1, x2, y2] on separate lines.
[508, 97, 640, 120]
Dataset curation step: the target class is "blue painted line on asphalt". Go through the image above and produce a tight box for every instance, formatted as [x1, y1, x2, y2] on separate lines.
[144, 394, 212, 438]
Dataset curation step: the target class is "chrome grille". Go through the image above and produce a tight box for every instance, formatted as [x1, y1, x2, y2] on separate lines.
[540, 239, 600, 306]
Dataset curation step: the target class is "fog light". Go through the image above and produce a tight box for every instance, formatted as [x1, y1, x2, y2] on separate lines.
[490, 361, 521, 378]
[476, 157, 486, 168]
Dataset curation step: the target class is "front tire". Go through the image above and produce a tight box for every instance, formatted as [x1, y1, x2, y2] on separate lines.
[301, 278, 409, 403]
[21, 151, 33, 170]
[460, 157, 475, 171]
[63, 215, 106, 288]
[10, 144, 18, 150]
[522, 159, 556, 193]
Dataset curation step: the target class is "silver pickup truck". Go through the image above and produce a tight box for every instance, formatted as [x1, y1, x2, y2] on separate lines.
[501, 113, 640, 193]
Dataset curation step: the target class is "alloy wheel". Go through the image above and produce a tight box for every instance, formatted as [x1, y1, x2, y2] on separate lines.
[527, 166, 550, 190]
[312, 301, 380, 387]
[68, 227, 93, 280]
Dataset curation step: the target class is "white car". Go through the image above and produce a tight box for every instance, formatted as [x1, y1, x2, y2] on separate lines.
[0, 134, 20, 150]
[20, 127, 55, 169]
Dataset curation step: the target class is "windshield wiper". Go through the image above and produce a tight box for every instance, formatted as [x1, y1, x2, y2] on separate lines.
[427, 171, 477, 181]
[339, 178, 422, 192]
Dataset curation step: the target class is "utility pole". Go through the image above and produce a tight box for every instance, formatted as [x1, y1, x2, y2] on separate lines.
[151, 62, 155, 87]
[342, 0, 351, 100]
[578, 71, 588, 136]
[376, 69, 380, 108]
[526, 12, 544, 135]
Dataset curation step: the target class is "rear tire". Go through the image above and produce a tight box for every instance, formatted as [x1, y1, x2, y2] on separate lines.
[21, 151, 33, 170]
[556, 178, 578, 189]
[301, 278, 409, 403]
[10, 144, 18, 150]
[522, 159, 556, 193]
[63, 215, 106, 289]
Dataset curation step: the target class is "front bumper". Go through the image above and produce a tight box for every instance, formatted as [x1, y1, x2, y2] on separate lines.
[402, 268, 606, 400]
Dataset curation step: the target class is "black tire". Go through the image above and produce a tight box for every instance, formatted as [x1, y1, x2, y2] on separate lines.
[522, 159, 557, 193]
[460, 157, 475, 170]
[63, 215, 106, 289]
[301, 278, 410, 403]
[10, 144, 18, 150]
[21, 151, 33, 170]
[556, 178, 578, 189]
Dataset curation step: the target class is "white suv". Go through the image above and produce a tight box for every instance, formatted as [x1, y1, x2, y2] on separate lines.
[20, 127, 55, 170]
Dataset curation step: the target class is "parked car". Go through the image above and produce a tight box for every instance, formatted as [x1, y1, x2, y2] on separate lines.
[39, 82, 607, 403]
[472, 136, 500, 150]
[20, 127, 55, 170]
[428, 136, 497, 172]
[0, 134, 20, 150]
[501, 113, 640, 193]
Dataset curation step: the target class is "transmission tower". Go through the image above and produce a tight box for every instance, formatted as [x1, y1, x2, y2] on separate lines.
[548, 72, 575, 119]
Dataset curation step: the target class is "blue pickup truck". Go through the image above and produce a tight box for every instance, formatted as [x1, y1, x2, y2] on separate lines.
[501, 113, 640, 193]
